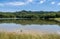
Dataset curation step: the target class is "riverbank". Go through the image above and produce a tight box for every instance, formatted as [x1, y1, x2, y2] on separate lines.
[0, 32, 60, 39]
[54, 18, 60, 22]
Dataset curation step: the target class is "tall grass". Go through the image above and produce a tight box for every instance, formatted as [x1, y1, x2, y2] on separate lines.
[54, 18, 60, 21]
[0, 32, 60, 39]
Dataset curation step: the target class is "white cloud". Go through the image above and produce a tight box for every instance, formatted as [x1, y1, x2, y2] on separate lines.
[0, 2, 26, 6]
[39, 0, 46, 4]
[6, 2, 25, 6]
[0, 0, 33, 6]
[51, 2, 55, 5]
[28, 0, 33, 2]
[40, 1, 44, 4]
[58, 3, 60, 5]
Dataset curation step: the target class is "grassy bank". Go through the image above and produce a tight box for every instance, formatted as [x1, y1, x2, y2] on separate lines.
[0, 32, 60, 39]
[54, 18, 60, 22]
[54, 18, 60, 21]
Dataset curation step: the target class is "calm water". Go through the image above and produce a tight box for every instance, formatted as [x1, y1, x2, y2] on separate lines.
[0, 19, 60, 34]
[0, 23, 60, 34]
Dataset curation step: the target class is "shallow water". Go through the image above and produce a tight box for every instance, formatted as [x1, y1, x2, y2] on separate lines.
[0, 23, 60, 34]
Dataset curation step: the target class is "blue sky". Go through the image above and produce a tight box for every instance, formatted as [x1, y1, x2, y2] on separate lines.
[0, 0, 60, 12]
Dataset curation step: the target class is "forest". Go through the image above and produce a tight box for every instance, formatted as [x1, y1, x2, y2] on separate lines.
[0, 10, 60, 20]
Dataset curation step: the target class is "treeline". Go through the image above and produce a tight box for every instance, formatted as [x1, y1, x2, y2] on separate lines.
[0, 10, 60, 19]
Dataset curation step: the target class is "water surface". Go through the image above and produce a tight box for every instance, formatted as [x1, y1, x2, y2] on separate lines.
[0, 23, 60, 34]
[0, 19, 60, 34]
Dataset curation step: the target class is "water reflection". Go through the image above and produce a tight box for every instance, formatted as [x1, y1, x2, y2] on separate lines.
[0, 23, 60, 34]
[0, 19, 60, 34]
[0, 19, 60, 25]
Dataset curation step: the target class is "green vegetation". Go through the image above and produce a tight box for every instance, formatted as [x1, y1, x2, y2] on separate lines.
[0, 11, 60, 19]
[54, 18, 60, 21]
[0, 32, 60, 39]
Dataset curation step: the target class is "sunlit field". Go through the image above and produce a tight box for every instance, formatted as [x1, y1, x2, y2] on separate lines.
[0, 32, 60, 39]
[54, 18, 60, 21]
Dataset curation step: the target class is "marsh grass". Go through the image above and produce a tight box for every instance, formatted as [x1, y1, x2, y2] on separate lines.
[54, 18, 60, 21]
[0, 32, 60, 39]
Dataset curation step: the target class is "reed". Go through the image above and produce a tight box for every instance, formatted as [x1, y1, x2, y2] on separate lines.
[0, 32, 60, 39]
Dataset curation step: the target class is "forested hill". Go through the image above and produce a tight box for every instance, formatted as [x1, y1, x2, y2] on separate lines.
[0, 10, 60, 19]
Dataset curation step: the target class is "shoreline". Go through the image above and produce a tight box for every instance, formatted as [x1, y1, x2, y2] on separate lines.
[0, 30, 60, 35]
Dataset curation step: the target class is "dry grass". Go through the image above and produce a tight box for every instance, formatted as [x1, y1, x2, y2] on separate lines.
[0, 32, 60, 39]
[54, 18, 60, 21]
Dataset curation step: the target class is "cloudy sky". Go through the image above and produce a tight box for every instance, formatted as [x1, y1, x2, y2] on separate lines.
[0, 0, 60, 12]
